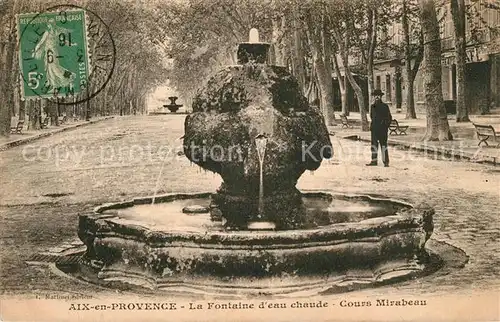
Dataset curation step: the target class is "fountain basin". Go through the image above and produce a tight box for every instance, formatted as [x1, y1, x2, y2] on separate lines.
[77, 192, 434, 295]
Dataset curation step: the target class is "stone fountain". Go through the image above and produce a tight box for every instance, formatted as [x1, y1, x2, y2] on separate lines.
[76, 29, 436, 297]
[183, 28, 333, 230]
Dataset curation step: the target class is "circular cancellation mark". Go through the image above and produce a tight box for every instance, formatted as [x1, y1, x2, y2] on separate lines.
[17, 4, 116, 105]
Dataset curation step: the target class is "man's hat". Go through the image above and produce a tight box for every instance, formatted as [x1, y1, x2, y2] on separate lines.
[372, 89, 384, 96]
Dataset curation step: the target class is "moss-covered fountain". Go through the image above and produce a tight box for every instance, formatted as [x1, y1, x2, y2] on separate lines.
[75, 29, 439, 297]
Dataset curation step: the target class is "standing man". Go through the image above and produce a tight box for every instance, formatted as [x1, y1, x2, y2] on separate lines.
[366, 89, 392, 167]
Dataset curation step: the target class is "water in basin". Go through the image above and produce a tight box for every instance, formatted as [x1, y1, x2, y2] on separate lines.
[106, 194, 408, 232]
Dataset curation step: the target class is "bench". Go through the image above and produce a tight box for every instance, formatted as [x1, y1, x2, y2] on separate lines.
[58, 115, 67, 124]
[339, 114, 353, 128]
[389, 119, 409, 135]
[41, 117, 49, 129]
[10, 120, 24, 134]
[473, 123, 500, 147]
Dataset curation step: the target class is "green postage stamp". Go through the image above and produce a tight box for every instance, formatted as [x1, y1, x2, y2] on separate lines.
[17, 10, 90, 100]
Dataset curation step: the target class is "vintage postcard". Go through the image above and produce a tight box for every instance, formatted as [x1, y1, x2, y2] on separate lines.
[0, 0, 499, 321]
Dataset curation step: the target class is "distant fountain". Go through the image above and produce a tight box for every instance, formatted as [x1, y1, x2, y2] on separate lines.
[163, 96, 183, 113]
[75, 28, 439, 297]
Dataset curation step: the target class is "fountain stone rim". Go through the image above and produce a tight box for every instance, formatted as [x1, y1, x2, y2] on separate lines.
[81, 191, 432, 247]
[75, 190, 435, 288]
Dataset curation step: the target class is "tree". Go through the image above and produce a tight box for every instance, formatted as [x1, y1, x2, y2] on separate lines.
[451, 0, 470, 122]
[304, 3, 336, 125]
[365, 3, 379, 115]
[332, 29, 369, 131]
[151, 0, 274, 103]
[290, 1, 306, 92]
[82, 0, 170, 116]
[329, 1, 370, 131]
[331, 49, 349, 116]
[0, 0, 169, 131]
[0, 0, 22, 136]
[401, 0, 424, 119]
[270, 1, 286, 66]
[419, 0, 452, 141]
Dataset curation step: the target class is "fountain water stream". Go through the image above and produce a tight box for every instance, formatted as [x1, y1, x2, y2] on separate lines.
[255, 134, 267, 218]
[249, 134, 275, 230]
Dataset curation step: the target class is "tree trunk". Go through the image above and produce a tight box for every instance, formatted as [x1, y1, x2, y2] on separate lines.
[271, 11, 286, 66]
[419, 0, 453, 141]
[332, 20, 368, 130]
[35, 100, 41, 129]
[332, 53, 348, 116]
[310, 76, 319, 104]
[451, 0, 469, 122]
[18, 98, 25, 121]
[85, 85, 91, 121]
[335, 37, 368, 129]
[65, 99, 71, 118]
[341, 90, 348, 116]
[402, 0, 417, 119]
[11, 47, 20, 118]
[404, 67, 417, 119]
[291, 6, 306, 92]
[26, 100, 32, 129]
[367, 74, 374, 115]
[305, 65, 316, 101]
[120, 85, 124, 116]
[0, 51, 8, 136]
[395, 67, 403, 112]
[47, 100, 57, 126]
[29, 100, 41, 130]
[0, 25, 15, 135]
[0, 0, 26, 135]
[320, 18, 335, 124]
[314, 58, 335, 125]
[343, 54, 368, 130]
[26, 101, 32, 129]
[367, 8, 378, 115]
[80, 99, 85, 119]
[57, 99, 61, 123]
[103, 90, 108, 115]
[305, 13, 335, 125]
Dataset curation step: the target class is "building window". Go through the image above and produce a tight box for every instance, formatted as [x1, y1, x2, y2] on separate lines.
[480, 0, 500, 27]
[386, 74, 392, 102]
[394, 23, 403, 46]
[388, 24, 403, 46]
[442, 65, 450, 99]
[438, 4, 454, 39]
[444, 5, 454, 38]
[451, 64, 457, 100]
[376, 75, 381, 90]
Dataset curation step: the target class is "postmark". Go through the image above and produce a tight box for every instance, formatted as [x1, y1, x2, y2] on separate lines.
[17, 4, 116, 105]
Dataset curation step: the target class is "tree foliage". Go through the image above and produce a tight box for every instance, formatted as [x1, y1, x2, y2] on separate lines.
[0, 0, 170, 135]
[3, 0, 492, 136]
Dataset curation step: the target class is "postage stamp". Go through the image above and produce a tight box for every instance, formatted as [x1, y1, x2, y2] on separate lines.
[17, 9, 90, 100]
